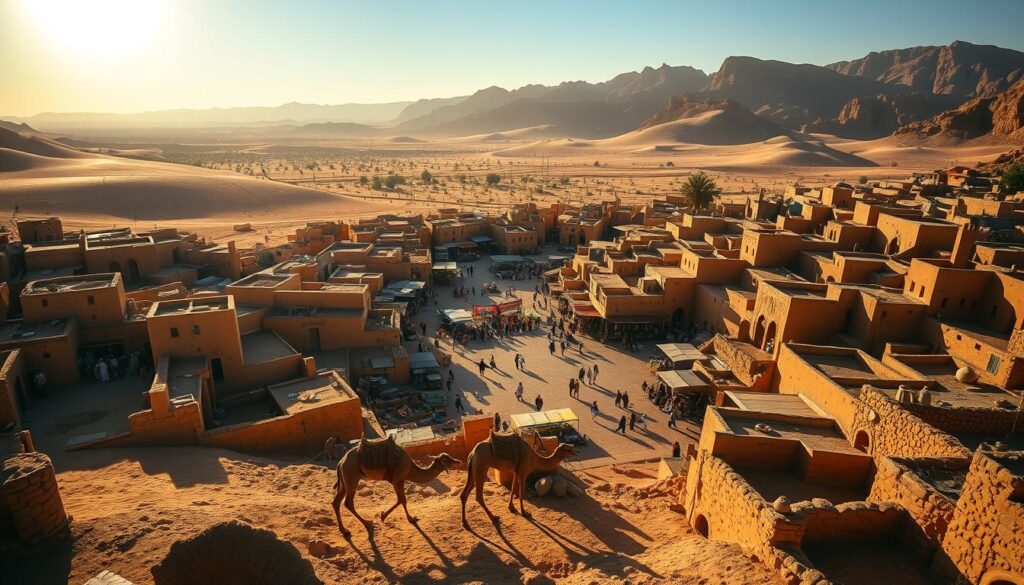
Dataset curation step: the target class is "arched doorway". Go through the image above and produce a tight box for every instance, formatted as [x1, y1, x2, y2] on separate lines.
[738, 320, 751, 342]
[763, 321, 777, 353]
[753, 316, 766, 348]
[172, 248, 183, 264]
[980, 570, 1024, 585]
[108, 261, 122, 275]
[885, 236, 900, 256]
[672, 308, 685, 328]
[854, 430, 870, 453]
[127, 259, 141, 283]
[578, 232, 586, 246]
[693, 514, 709, 538]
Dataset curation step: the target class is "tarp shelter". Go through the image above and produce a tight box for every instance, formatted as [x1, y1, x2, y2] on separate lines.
[489, 255, 528, 271]
[469, 235, 494, 244]
[656, 343, 706, 368]
[387, 426, 436, 446]
[440, 308, 475, 327]
[546, 255, 570, 268]
[656, 369, 710, 394]
[509, 408, 580, 431]
[409, 352, 440, 371]
[432, 261, 458, 271]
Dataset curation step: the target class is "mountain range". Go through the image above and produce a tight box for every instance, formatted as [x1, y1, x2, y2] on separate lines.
[5, 40, 1024, 144]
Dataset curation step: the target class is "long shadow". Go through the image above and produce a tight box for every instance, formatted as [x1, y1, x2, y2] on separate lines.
[523, 371, 547, 382]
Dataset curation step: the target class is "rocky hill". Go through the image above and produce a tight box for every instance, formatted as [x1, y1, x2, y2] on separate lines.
[828, 40, 1024, 98]
[802, 93, 960, 139]
[702, 56, 910, 129]
[892, 77, 1024, 142]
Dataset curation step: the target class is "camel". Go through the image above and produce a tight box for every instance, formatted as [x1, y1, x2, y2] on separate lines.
[331, 436, 461, 538]
[460, 430, 577, 528]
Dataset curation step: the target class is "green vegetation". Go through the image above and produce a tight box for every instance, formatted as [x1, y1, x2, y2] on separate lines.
[1002, 162, 1024, 194]
[371, 176, 383, 190]
[679, 172, 722, 210]
[420, 169, 433, 184]
[485, 173, 501, 186]
[385, 174, 406, 189]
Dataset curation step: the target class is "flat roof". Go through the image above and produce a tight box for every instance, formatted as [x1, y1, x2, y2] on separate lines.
[269, 372, 356, 416]
[22, 273, 118, 295]
[724, 392, 823, 418]
[0, 318, 73, 344]
[241, 330, 297, 365]
[720, 411, 862, 456]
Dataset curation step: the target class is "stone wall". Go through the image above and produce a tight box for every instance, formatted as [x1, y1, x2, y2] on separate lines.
[682, 451, 786, 549]
[0, 452, 69, 553]
[938, 450, 1024, 585]
[904, 402, 1024, 437]
[852, 386, 970, 459]
[868, 456, 961, 549]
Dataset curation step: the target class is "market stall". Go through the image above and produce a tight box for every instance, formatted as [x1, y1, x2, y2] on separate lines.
[508, 408, 585, 445]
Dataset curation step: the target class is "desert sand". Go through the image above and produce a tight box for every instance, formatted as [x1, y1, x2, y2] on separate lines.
[5, 446, 781, 585]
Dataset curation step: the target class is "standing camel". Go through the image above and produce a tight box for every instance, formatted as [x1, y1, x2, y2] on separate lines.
[332, 436, 461, 538]
[460, 430, 577, 528]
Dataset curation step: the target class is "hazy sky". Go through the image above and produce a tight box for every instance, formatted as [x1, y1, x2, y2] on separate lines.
[3, 0, 1024, 117]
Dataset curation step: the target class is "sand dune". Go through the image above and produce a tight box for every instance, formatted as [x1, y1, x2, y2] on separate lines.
[0, 129, 398, 224]
[451, 125, 561, 143]
[828, 138, 1015, 168]
[385, 135, 426, 143]
[0, 126, 94, 160]
[603, 109, 788, 147]
[494, 132, 876, 167]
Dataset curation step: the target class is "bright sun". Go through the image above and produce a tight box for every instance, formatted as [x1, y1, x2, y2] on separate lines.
[22, 0, 168, 58]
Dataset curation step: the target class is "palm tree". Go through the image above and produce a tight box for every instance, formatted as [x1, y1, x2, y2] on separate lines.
[680, 172, 722, 210]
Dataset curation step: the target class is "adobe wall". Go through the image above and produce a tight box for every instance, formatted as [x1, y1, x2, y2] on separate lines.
[938, 450, 1024, 585]
[0, 350, 27, 426]
[0, 452, 70, 553]
[200, 396, 362, 454]
[682, 451, 787, 549]
[117, 401, 204, 447]
[868, 456, 960, 548]
[774, 345, 859, 433]
[851, 386, 970, 459]
[903, 401, 1024, 437]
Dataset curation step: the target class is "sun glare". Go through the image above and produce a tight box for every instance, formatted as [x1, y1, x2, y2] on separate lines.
[22, 0, 167, 58]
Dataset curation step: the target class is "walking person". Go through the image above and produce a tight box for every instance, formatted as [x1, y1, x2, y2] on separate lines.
[614, 390, 622, 408]
[592, 363, 599, 383]
[549, 340, 556, 355]
[616, 415, 627, 435]
[629, 411, 637, 432]
[516, 381, 525, 402]
[622, 390, 630, 410]
[590, 400, 599, 419]
[534, 394, 544, 411]
[447, 378, 453, 393]
[578, 367, 585, 384]
[567, 378, 575, 399]
[668, 410, 678, 429]
[478, 359, 487, 377]
[489, 355, 497, 370]
[585, 368, 592, 386]
[494, 412, 501, 429]
[33, 370, 48, 398]
[672, 441, 681, 458]
[454, 394, 465, 413]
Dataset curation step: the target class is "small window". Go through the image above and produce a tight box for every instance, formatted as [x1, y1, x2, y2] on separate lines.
[192, 325, 201, 335]
[87, 295, 95, 305]
[919, 286, 926, 298]
[987, 354, 1001, 374]
[975, 343, 982, 351]
[170, 327, 179, 338]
